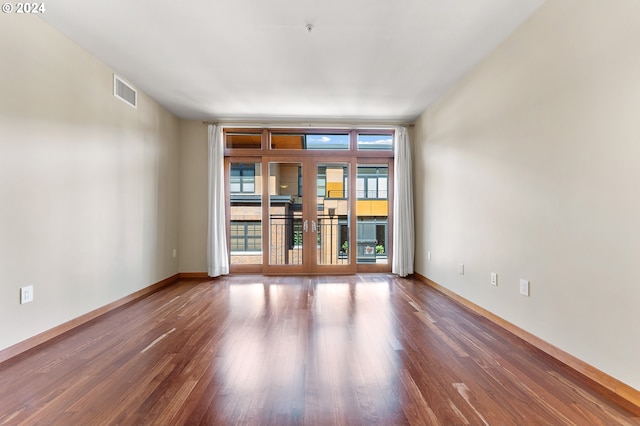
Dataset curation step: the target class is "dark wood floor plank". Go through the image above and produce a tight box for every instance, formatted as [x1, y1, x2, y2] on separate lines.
[1, 274, 639, 425]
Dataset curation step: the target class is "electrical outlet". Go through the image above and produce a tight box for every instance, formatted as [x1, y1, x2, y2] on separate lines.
[20, 285, 34, 304]
[458, 264, 464, 275]
[172, 249, 177, 258]
[427, 251, 431, 261]
[520, 279, 530, 296]
[491, 273, 498, 286]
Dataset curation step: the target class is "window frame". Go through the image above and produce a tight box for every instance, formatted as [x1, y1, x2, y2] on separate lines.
[224, 128, 395, 274]
[223, 128, 395, 159]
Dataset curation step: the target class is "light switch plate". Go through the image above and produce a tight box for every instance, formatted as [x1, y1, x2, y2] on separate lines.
[20, 285, 34, 304]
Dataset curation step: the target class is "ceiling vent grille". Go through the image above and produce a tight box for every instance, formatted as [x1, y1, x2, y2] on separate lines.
[113, 74, 137, 108]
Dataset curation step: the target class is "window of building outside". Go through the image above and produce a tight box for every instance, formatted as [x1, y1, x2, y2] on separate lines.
[230, 163, 255, 193]
[230, 222, 262, 251]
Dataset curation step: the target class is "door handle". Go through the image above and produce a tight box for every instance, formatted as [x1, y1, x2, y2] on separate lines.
[304, 220, 308, 232]
[312, 220, 317, 233]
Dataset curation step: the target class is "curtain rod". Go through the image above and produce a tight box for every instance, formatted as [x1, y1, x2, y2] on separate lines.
[201, 121, 414, 128]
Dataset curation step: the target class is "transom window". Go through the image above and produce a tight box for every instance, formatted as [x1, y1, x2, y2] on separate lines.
[271, 133, 350, 150]
[357, 134, 393, 151]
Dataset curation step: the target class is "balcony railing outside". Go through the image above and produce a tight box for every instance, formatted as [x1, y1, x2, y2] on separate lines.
[269, 215, 303, 266]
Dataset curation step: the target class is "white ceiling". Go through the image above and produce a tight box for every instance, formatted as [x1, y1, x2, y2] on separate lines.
[41, 0, 545, 123]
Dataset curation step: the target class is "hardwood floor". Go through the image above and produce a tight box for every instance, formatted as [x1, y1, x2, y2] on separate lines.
[1, 274, 639, 425]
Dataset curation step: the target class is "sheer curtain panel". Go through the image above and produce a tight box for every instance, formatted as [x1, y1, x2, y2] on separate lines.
[207, 124, 229, 277]
[392, 126, 415, 277]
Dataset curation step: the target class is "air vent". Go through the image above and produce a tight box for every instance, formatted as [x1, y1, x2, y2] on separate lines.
[113, 74, 137, 108]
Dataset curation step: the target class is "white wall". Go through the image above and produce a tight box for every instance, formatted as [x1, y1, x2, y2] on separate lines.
[178, 121, 208, 273]
[413, 0, 640, 391]
[0, 16, 180, 351]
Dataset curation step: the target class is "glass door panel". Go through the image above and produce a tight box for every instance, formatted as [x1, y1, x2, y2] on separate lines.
[268, 162, 304, 266]
[229, 162, 262, 266]
[356, 164, 389, 265]
[229, 157, 388, 274]
[316, 163, 350, 266]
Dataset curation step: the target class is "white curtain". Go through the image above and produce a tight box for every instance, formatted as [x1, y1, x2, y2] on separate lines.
[207, 124, 229, 277]
[392, 126, 415, 277]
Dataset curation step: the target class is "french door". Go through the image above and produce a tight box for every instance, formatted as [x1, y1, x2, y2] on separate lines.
[264, 158, 355, 274]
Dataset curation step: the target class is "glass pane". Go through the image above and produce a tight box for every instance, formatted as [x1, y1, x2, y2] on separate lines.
[367, 178, 377, 198]
[271, 134, 304, 150]
[226, 133, 262, 149]
[356, 164, 389, 264]
[379, 177, 388, 199]
[269, 162, 303, 265]
[357, 133, 393, 151]
[230, 162, 262, 265]
[271, 134, 349, 150]
[307, 134, 349, 150]
[357, 178, 365, 199]
[229, 163, 257, 194]
[317, 163, 349, 265]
